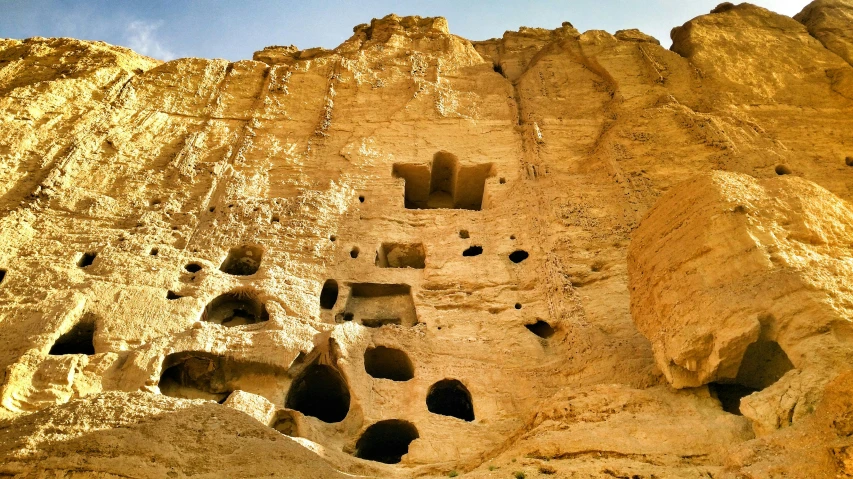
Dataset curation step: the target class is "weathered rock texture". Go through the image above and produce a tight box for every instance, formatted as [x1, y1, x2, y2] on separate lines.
[0, 1, 852, 478]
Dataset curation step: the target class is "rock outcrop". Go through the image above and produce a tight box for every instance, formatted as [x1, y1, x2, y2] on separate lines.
[0, 1, 852, 478]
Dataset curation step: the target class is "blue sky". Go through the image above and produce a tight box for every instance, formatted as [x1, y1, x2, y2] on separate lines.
[1, 0, 811, 61]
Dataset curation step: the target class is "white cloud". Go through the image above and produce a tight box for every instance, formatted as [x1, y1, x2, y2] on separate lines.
[125, 20, 176, 60]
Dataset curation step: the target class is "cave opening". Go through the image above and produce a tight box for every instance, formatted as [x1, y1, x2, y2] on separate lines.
[185, 263, 202, 273]
[710, 340, 794, 415]
[364, 346, 414, 381]
[0, 268, 6, 285]
[320, 279, 339, 310]
[342, 283, 418, 328]
[375, 243, 426, 269]
[272, 410, 297, 436]
[158, 353, 231, 402]
[285, 364, 351, 423]
[775, 165, 792, 175]
[509, 250, 529, 263]
[463, 246, 483, 257]
[393, 152, 493, 210]
[526, 320, 555, 339]
[426, 379, 475, 421]
[49, 317, 96, 355]
[219, 244, 263, 276]
[355, 420, 419, 464]
[202, 290, 269, 327]
[77, 252, 97, 268]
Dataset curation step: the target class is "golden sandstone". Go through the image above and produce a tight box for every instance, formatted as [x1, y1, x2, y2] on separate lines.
[1, 2, 852, 477]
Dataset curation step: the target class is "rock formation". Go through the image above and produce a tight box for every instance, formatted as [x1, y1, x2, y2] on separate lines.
[0, 1, 852, 478]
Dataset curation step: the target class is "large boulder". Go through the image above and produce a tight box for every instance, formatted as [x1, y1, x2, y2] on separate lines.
[628, 171, 853, 431]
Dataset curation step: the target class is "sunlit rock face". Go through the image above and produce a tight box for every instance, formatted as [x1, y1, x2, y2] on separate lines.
[1, 2, 852, 478]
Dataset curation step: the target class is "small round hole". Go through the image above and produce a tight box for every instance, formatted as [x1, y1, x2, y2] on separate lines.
[150, 248, 159, 256]
[499, 177, 506, 184]
[459, 230, 469, 239]
[358, 195, 365, 203]
[330, 235, 337, 242]
[350, 247, 360, 259]
[845, 156, 853, 167]
[272, 215, 280, 223]
[209, 207, 216, 213]
[510, 235, 516, 240]
[185, 263, 202, 273]
[515, 303, 522, 310]
[775, 165, 792, 175]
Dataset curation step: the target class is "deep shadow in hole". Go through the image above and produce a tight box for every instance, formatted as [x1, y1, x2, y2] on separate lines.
[185, 263, 202, 273]
[0, 269, 6, 285]
[159, 353, 231, 402]
[364, 346, 414, 381]
[49, 318, 96, 355]
[320, 279, 339, 309]
[77, 252, 97, 268]
[463, 246, 483, 257]
[711, 340, 794, 415]
[219, 244, 263, 276]
[526, 320, 555, 339]
[509, 250, 529, 263]
[355, 420, 419, 464]
[202, 290, 269, 327]
[426, 379, 475, 421]
[166, 290, 183, 300]
[286, 364, 350, 423]
[708, 383, 757, 415]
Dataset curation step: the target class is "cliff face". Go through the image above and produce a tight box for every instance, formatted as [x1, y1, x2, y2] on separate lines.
[0, 2, 852, 478]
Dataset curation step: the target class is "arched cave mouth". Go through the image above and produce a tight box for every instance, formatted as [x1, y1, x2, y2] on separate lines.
[219, 244, 263, 276]
[426, 379, 475, 421]
[525, 320, 555, 339]
[320, 279, 339, 310]
[202, 290, 269, 327]
[463, 245, 483, 257]
[49, 315, 96, 355]
[285, 364, 351, 423]
[355, 420, 419, 464]
[158, 353, 231, 403]
[710, 339, 794, 415]
[364, 346, 414, 381]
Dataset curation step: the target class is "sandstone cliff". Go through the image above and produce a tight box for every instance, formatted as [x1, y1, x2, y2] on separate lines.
[0, 2, 852, 478]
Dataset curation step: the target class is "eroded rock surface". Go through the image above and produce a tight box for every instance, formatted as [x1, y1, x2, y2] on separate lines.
[0, 2, 852, 478]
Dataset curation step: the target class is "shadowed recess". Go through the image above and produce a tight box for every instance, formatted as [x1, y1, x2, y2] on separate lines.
[355, 420, 419, 464]
[426, 379, 475, 421]
[710, 340, 794, 415]
[49, 315, 96, 355]
[202, 290, 269, 327]
[526, 320, 555, 339]
[320, 279, 339, 309]
[375, 242, 426, 268]
[219, 244, 263, 276]
[77, 252, 97, 268]
[285, 364, 351, 423]
[364, 346, 414, 381]
[393, 151, 494, 210]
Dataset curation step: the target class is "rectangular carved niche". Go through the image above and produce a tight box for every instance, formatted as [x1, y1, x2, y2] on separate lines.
[375, 243, 426, 269]
[339, 283, 418, 327]
[393, 151, 494, 210]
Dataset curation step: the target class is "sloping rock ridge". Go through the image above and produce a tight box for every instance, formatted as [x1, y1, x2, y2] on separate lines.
[0, 2, 852, 478]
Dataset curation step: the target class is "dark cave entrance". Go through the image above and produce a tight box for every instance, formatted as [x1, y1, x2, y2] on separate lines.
[426, 379, 475, 421]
